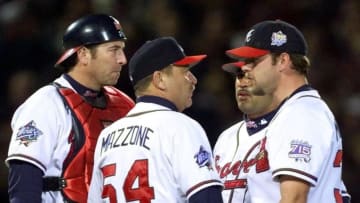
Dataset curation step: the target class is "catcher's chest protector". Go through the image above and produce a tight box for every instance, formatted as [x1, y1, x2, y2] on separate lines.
[57, 86, 134, 203]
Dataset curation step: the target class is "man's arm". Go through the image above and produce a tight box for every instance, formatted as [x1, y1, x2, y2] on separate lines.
[279, 175, 310, 203]
[8, 160, 44, 203]
[189, 186, 223, 203]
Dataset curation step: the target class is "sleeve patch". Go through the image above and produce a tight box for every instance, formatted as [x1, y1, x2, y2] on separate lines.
[288, 140, 312, 163]
[16, 120, 43, 147]
[194, 146, 213, 170]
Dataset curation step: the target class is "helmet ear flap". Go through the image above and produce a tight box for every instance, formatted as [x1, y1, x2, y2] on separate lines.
[55, 14, 126, 67]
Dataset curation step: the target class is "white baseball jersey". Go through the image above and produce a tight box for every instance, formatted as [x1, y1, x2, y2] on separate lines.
[214, 88, 349, 203]
[6, 76, 74, 202]
[88, 101, 223, 203]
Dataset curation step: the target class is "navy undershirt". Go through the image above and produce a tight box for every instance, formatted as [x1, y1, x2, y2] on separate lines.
[137, 95, 178, 111]
[63, 74, 100, 98]
[8, 160, 43, 203]
[245, 84, 313, 135]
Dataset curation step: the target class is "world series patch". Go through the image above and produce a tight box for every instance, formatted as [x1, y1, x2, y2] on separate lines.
[288, 140, 312, 162]
[271, 31, 287, 46]
[16, 120, 43, 147]
[194, 145, 213, 170]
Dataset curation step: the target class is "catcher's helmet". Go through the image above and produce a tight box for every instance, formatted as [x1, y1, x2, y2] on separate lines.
[55, 14, 127, 67]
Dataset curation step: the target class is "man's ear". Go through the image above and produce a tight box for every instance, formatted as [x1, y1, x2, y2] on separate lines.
[77, 47, 90, 65]
[152, 71, 166, 90]
[278, 53, 291, 72]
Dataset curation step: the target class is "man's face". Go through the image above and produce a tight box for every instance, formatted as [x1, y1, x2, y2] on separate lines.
[88, 40, 127, 87]
[234, 54, 279, 118]
[162, 65, 197, 112]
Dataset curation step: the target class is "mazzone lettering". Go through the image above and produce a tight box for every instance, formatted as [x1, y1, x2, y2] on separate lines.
[101, 125, 153, 154]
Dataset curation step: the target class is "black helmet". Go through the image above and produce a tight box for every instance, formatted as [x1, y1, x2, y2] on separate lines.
[55, 14, 127, 67]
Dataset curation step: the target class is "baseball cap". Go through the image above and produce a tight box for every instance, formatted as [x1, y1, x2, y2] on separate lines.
[128, 36, 207, 85]
[226, 20, 308, 59]
[222, 61, 245, 75]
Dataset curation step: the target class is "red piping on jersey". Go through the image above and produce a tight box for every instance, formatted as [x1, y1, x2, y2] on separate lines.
[57, 86, 134, 203]
[224, 179, 247, 189]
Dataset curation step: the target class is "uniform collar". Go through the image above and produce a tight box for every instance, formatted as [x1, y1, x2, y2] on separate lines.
[245, 84, 314, 135]
[136, 95, 178, 111]
[63, 74, 100, 98]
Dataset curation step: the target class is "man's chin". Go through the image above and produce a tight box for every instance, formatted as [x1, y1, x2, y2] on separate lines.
[238, 104, 254, 114]
[185, 100, 193, 109]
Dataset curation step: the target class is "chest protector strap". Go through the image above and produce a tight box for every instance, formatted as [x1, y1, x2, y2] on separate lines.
[52, 84, 134, 203]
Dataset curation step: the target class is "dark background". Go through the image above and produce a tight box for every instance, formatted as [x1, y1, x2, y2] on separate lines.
[0, 0, 359, 201]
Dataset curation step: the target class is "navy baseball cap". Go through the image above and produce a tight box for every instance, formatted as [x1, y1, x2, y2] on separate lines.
[226, 20, 308, 59]
[222, 61, 245, 75]
[129, 36, 207, 85]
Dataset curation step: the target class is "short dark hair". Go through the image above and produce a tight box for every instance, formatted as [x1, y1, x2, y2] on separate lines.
[56, 44, 99, 73]
[133, 74, 153, 96]
[133, 65, 173, 96]
[57, 54, 77, 73]
[270, 53, 310, 75]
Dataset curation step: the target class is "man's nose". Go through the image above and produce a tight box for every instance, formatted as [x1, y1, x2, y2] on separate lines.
[185, 71, 197, 84]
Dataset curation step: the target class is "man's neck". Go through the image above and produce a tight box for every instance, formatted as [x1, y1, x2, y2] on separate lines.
[67, 69, 100, 91]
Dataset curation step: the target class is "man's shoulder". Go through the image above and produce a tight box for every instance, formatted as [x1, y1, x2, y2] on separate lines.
[274, 90, 335, 129]
[217, 121, 243, 140]
[24, 84, 61, 104]
[283, 89, 329, 114]
[11, 83, 68, 124]
[103, 86, 134, 106]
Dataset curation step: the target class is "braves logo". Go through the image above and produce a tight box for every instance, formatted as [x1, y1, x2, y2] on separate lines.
[215, 137, 269, 189]
[245, 29, 255, 42]
[110, 16, 122, 30]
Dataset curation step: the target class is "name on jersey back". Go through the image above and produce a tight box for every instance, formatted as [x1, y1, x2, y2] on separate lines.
[100, 125, 153, 154]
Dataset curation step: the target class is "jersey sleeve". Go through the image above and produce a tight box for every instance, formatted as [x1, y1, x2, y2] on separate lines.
[269, 102, 335, 186]
[6, 85, 70, 172]
[87, 164, 103, 203]
[88, 129, 107, 203]
[168, 115, 223, 199]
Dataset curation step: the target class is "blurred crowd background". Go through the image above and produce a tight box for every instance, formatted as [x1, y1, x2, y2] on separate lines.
[0, 0, 359, 201]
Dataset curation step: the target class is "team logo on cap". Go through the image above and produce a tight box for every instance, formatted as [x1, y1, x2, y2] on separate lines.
[194, 145, 213, 170]
[16, 120, 43, 147]
[271, 31, 287, 47]
[110, 16, 122, 30]
[245, 29, 255, 42]
[176, 44, 184, 53]
[288, 140, 312, 162]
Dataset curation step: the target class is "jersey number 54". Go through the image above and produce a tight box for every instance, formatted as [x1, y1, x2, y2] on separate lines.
[101, 160, 155, 203]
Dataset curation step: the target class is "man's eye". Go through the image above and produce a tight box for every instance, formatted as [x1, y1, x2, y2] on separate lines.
[244, 58, 255, 64]
[235, 71, 245, 78]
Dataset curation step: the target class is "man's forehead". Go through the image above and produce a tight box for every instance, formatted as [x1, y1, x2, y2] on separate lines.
[98, 40, 126, 48]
